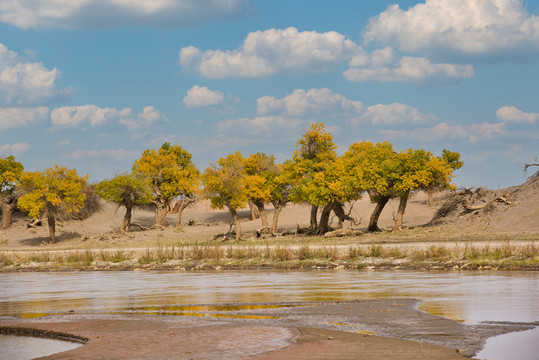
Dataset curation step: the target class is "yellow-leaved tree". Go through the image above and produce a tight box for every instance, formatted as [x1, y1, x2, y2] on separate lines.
[390, 148, 461, 231]
[202, 152, 248, 240]
[17, 165, 88, 244]
[133, 143, 200, 227]
[244, 153, 281, 234]
[95, 173, 152, 232]
[343, 141, 398, 232]
[288, 123, 360, 234]
[0, 155, 24, 229]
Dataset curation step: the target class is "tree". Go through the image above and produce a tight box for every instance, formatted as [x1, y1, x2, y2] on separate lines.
[133, 143, 200, 227]
[244, 153, 280, 234]
[96, 173, 152, 232]
[288, 123, 359, 234]
[17, 165, 88, 244]
[269, 163, 292, 234]
[0, 156, 24, 229]
[343, 141, 397, 232]
[202, 152, 248, 240]
[391, 149, 461, 231]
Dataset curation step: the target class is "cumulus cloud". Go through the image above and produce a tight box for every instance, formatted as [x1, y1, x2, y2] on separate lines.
[350, 103, 437, 126]
[179, 27, 359, 78]
[0, 43, 73, 106]
[50, 105, 168, 131]
[257, 88, 363, 116]
[496, 105, 538, 124]
[0, 106, 49, 129]
[64, 148, 138, 161]
[364, 0, 539, 62]
[0, 0, 254, 30]
[119, 106, 169, 132]
[217, 115, 304, 136]
[0, 142, 30, 155]
[344, 51, 474, 84]
[381, 122, 506, 143]
[183, 85, 225, 108]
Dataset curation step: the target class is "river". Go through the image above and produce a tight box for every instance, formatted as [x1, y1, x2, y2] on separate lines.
[1, 270, 538, 359]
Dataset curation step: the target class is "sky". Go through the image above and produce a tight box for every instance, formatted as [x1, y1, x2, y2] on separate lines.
[0, 0, 538, 189]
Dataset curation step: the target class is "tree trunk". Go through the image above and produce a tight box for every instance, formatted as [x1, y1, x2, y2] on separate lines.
[154, 200, 167, 227]
[176, 199, 195, 227]
[271, 205, 284, 234]
[332, 201, 359, 228]
[368, 196, 389, 232]
[47, 215, 56, 244]
[254, 201, 270, 233]
[316, 202, 336, 234]
[427, 191, 435, 207]
[229, 207, 242, 240]
[122, 202, 133, 232]
[393, 192, 409, 231]
[248, 200, 259, 220]
[310, 205, 318, 229]
[1, 201, 15, 229]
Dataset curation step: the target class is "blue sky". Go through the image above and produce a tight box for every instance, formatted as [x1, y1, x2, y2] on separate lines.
[1, 0, 538, 189]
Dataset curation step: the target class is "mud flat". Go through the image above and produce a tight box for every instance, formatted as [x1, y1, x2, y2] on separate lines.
[1, 299, 535, 359]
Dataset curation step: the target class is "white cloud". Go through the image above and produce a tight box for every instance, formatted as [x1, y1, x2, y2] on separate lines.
[179, 27, 359, 78]
[217, 115, 304, 136]
[0, 106, 49, 129]
[344, 54, 474, 84]
[257, 88, 363, 116]
[349, 103, 437, 126]
[0, 43, 72, 106]
[0, 0, 254, 30]
[0, 142, 30, 155]
[496, 106, 538, 124]
[118, 106, 169, 132]
[364, 0, 539, 62]
[64, 148, 138, 161]
[183, 85, 224, 108]
[50, 105, 168, 131]
[381, 122, 506, 143]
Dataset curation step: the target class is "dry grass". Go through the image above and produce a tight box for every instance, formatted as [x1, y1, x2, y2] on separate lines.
[1, 240, 537, 271]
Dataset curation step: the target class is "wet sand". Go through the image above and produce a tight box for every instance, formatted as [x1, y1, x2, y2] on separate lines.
[1, 299, 534, 359]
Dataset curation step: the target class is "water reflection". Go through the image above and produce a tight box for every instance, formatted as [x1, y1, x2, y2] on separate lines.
[1, 270, 538, 325]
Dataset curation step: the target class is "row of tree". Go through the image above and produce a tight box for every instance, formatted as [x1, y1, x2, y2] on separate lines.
[0, 122, 462, 243]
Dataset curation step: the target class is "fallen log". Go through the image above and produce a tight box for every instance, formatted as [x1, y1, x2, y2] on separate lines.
[324, 229, 363, 237]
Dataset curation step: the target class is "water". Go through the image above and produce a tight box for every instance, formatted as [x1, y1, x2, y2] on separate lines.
[0, 335, 82, 360]
[1, 270, 538, 359]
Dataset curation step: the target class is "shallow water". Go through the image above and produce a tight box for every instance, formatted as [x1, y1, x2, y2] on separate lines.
[1, 270, 538, 359]
[0, 335, 82, 360]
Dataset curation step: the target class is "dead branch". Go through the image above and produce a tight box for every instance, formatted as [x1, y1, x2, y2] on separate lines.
[463, 193, 516, 211]
[27, 218, 43, 228]
[129, 222, 151, 230]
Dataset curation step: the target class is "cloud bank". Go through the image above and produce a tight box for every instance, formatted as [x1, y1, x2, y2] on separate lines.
[0, 0, 254, 29]
[51, 105, 168, 131]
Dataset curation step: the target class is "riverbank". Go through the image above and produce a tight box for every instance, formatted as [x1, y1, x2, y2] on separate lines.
[2, 238, 538, 271]
[1, 299, 534, 359]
